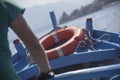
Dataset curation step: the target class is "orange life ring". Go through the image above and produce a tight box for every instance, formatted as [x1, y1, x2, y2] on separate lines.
[39, 26, 85, 60]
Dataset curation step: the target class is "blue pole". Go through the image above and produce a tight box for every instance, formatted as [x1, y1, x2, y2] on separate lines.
[49, 11, 58, 30]
[13, 39, 26, 58]
[86, 18, 93, 35]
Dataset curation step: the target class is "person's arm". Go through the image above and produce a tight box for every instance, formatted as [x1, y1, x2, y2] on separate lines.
[10, 14, 51, 73]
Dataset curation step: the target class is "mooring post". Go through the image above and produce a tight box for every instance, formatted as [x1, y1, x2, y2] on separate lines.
[86, 18, 93, 36]
[13, 39, 26, 58]
[49, 11, 58, 30]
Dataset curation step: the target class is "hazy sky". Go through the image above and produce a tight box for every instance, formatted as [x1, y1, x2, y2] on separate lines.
[16, 0, 60, 7]
[16, 0, 94, 8]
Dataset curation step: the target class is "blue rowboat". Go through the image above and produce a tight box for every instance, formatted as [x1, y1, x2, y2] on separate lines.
[12, 11, 120, 80]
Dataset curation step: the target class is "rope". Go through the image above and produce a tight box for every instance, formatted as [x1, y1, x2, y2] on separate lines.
[88, 31, 111, 42]
[75, 30, 111, 51]
[88, 30, 111, 50]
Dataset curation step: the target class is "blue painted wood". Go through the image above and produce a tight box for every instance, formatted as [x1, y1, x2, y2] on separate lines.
[119, 33, 120, 45]
[86, 18, 93, 35]
[16, 47, 120, 80]
[18, 65, 39, 80]
[93, 30, 119, 44]
[12, 53, 21, 64]
[86, 18, 93, 29]
[11, 11, 120, 79]
[14, 42, 26, 58]
[11, 26, 120, 79]
[109, 75, 120, 80]
[50, 48, 119, 69]
[92, 41, 120, 50]
[14, 58, 28, 72]
[12, 41, 27, 66]
[49, 11, 58, 30]
[51, 64, 120, 80]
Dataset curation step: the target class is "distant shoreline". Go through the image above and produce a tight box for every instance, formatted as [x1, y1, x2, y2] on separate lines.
[59, 0, 120, 24]
[102, 1, 120, 9]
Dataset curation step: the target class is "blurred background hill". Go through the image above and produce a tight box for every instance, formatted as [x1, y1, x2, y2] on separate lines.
[59, 0, 119, 24]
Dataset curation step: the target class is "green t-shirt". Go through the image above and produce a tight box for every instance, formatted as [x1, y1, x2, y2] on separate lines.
[0, 0, 24, 58]
[0, 0, 24, 80]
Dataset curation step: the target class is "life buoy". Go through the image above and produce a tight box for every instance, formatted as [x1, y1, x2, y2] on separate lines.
[39, 26, 85, 60]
